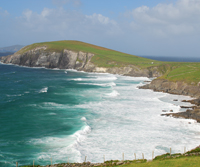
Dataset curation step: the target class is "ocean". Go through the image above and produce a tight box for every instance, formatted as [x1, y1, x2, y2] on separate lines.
[140, 55, 200, 62]
[1, 63, 200, 167]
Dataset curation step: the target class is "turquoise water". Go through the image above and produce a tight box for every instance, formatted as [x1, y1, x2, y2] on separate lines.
[0, 64, 101, 166]
[1, 63, 200, 167]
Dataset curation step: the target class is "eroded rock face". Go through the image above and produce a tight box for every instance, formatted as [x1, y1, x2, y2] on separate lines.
[0, 47, 162, 77]
[0, 49, 95, 71]
[140, 79, 200, 98]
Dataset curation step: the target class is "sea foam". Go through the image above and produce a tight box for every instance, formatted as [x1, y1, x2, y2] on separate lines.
[39, 87, 48, 93]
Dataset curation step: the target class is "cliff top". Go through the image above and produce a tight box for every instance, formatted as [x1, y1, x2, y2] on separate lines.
[10, 40, 200, 85]
[17, 40, 161, 68]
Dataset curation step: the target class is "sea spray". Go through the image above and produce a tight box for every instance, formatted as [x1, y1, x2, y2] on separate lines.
[0, 63, 200, 167]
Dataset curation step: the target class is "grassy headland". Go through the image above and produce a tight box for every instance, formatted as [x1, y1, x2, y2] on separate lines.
[16, 40, 200, 84]
[17, 40, 161, 68]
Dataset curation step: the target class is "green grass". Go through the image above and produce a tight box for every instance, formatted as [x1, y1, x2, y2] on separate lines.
[158, 63, 200, 85]
[17, 40, 200, 84]
[20, 147, 200, 167]
[20, 156, 200, 167]
[119, 156, 200, 167]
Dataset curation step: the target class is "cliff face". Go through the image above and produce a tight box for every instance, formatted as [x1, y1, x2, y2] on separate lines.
[0, 47, 161, 77]
[140, 79, 200, 98]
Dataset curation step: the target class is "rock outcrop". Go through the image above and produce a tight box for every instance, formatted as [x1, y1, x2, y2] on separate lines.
[139, 79, 200, 98]
[140, 79, 200, 123]
[0, 47, 161, 77]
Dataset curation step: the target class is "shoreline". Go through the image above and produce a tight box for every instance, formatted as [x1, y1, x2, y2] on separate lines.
[161, 98, 200, 123]
[1, 62, 200, 166]
[20, 146, 200, 167]
[139, 80, 200, 123]
[2, 61, 200, 123]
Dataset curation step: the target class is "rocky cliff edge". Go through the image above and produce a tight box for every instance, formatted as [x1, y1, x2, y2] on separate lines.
[0, 46, 161, 77]
[139, 79, 200, 98]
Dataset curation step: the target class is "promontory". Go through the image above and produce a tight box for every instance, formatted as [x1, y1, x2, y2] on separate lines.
[1, 40, 200, 100]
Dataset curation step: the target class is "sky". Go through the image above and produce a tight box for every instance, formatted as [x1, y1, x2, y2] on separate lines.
[0, 0, 200, 57]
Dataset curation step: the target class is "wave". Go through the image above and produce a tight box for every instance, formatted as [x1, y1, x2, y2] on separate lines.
[73, 78, 82, 81]
[105, 90, 120, 97]
[73, 125, 91, 144]
[48, 113, 57, 115]
[96, 76, 117, 81]
[6, 94, 23, 97]
[81, 117, 87, 121]
[39, 87, 48, 93]
[31, 124, 91, 163]
[3, 71, 16, 75]
[118, 75, 151, 81]
[78, 82, 116, 87]
[71, 76, 117, 82]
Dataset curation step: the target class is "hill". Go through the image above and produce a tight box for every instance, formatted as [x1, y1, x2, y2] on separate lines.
[0, 45, 24, 53]
[1, 40, 200, 90]
[0, 52, 14, 57]
[17, 40, 160, 68]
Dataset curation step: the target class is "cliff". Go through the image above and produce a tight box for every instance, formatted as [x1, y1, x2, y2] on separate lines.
[0, 46, 161, 77]
[1, 40, 200, 98]
[139, 79, 200, 98]
[140, 79, 200, 122]
[2, 40, 200, 123]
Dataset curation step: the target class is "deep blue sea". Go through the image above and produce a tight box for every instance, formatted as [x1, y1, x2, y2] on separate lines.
[1, 63, 200, 167]
[140, 55, 200, 62]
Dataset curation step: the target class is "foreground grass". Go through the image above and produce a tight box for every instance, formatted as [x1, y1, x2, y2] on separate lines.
[20, 147, 200, 167]
[120, 157, 200, 167]
[20, 156, 200, 167]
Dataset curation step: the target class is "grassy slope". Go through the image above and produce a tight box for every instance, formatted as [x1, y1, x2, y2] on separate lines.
[17, 40, 161, 68]
[17, 40, 200, 84]
[119, 157, 200, 167]
[21, 156, 200, 167]
[158, 63, 200, 84]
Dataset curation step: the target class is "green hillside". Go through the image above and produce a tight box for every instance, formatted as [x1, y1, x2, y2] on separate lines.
[17, 40, 161, 68]
[17, 40, 200, 84]
[158, 63, 200, 85]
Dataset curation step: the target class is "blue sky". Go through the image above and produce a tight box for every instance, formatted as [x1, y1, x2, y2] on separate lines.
[0, 0, 200, 57]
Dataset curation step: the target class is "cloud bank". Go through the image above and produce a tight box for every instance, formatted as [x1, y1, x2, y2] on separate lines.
[0, 0, 200, 57]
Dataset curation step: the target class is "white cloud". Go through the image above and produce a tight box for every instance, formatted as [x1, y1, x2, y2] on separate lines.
[86, 13, 113, 25]
[15, 7, 121, 41]
[128, 0, 200, 37]
[1, 0, 200, 57]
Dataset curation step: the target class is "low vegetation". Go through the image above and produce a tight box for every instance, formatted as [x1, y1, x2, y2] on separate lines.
[20, 147, 200, 167]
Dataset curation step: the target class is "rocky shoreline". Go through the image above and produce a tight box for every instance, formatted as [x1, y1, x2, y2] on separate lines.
[160, 99, 200, 123]
[139, 80, 200, 123]
[2, 50, 200, 123]
[0, 48, 161, 78]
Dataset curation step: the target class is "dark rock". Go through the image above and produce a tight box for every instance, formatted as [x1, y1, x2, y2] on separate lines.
[116, 161, 124, 165]
[139, 79, 200, 98]
[180, 106, 195, 109]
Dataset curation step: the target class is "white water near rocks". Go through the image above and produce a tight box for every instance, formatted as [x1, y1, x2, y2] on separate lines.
[32, 72, 200, 164]
[1, 64, 200, 166]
